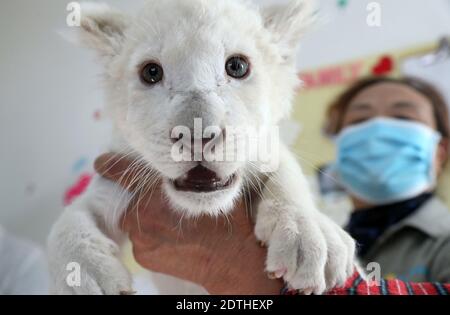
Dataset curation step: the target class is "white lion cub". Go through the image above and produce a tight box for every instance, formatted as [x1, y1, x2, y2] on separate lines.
[48, 0, 356, 295]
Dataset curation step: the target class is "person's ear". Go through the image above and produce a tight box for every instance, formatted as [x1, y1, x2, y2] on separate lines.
[261, 0, 317, 62]
[436, 138, 449, 174]
[75, 2, 129, 59]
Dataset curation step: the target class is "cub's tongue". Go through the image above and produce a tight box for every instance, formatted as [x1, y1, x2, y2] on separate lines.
[174, 165, 230, 192]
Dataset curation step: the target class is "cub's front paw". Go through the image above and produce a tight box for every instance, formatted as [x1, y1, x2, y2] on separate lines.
[48, 230, 133, 295]
[255, 201, 356, 295]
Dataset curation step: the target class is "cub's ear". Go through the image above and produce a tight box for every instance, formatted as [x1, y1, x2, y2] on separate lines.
[76, 2, 129, 58]
[262, 0, 317, 60]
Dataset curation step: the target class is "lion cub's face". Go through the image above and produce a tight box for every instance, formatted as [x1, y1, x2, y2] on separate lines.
[77, 0, 314, 216]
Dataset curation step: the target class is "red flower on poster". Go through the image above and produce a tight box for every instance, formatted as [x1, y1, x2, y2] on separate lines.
[372, 55, 394, 76]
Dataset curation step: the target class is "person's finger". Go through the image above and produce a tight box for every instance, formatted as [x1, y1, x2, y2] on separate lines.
[94, 153, 150, 191]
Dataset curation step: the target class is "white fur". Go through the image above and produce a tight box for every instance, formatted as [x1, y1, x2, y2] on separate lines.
[48, 0, 356, 295]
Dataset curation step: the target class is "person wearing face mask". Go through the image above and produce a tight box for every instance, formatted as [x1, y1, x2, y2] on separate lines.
[325, 76, 450, 283]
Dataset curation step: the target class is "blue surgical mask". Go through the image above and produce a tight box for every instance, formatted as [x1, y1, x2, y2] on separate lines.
[333, 117, 441, 205]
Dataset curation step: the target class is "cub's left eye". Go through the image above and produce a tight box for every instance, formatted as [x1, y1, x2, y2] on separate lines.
[140, 62, 164, 85]
[225, 55, 250, 79]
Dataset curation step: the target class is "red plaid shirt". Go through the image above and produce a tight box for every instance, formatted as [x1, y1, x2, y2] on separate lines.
[283, 271, 450, 295]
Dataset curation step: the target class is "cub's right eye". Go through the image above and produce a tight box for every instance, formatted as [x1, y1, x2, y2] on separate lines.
[140, 62, 164, 85]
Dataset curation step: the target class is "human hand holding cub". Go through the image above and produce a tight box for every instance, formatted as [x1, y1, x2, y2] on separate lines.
[95, 153, 284, 295]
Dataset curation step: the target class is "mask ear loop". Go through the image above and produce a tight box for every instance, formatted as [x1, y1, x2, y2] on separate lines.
[325, 122, 369, 199]
[429, 133, 443, 190]
[437, 137, 450, 175]
[442, 138, 450, 165]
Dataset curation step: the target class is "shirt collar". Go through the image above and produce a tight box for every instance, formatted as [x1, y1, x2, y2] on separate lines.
[399, 197, 450, 238]
[362, 197, 450, 259]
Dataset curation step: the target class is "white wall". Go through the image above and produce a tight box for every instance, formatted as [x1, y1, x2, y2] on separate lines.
[1, 0, 449, 245]
[0, 0, 145, 245]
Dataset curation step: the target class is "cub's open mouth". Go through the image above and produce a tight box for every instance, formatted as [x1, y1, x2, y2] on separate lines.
[172, 165, 237, 193]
